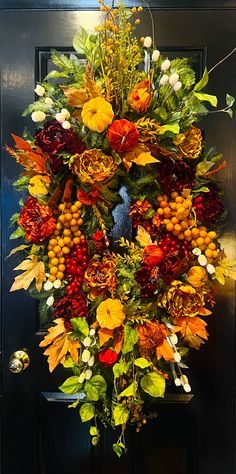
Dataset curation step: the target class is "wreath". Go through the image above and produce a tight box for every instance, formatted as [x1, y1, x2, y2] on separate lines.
[7, 2, 236, 456]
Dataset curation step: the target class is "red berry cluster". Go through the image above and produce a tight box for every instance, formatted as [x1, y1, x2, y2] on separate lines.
[158, 233, 191, 257]
[65, 239, 90, 296]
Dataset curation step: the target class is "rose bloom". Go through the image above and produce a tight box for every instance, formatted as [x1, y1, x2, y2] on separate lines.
[70, 149, 117, 185]
[137, 320, 167, 354]
[128, 79, 152, 113]
[77, 187, 100, 205]
[157, 280, 208, 319]
[18, 196, 56, 243]
[98, 348, 118, 366]
[159, 251, 189, 285]
[84, 255, 116, 299]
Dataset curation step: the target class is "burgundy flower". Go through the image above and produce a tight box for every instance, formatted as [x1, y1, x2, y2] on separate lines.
[35, 121, 86, 173]
[98, 348, 118, 366]
[159, 251, 189, 285]
[92, 230, 106, 255]
[135, 265, 159, 298]
[18, 196, 56, 243]
[130, 199, 160, 237]
[53, 294, 88, 330]
[193, 185, 224, 224]
[157, 158, 196, 194]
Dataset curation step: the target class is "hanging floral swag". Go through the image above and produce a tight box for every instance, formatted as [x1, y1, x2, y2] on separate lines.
[7, 2, 236, 456]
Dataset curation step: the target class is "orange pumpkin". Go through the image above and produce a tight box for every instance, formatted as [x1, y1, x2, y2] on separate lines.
[143, 245, 164, 266]
[187, 266, 208, 288]
[81, 97, 114, 133]
[107, 119, 139, 153]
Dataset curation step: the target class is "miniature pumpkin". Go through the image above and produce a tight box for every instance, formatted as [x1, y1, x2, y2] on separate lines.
[107, 119, 139, 152]
[143, 245, 164, 266]
[28, 174, 51, 197]
[96, 298, 125, 330]
[187, 266, 208, 288]
[81, 97, 114, 133]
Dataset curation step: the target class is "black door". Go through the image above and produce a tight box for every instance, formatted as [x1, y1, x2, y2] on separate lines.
[1, 2, 236, 474]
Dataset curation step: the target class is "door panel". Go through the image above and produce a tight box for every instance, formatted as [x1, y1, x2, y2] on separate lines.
[1, 7, 236, 474]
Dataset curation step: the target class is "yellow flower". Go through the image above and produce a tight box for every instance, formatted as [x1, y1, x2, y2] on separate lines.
[96, 298, 125, 330]
[81, 97, 114, 133]
[128, 79, 152, 113]
[157, 280, 211, 319]
[70, 149, 117, 185]
[28, 174, 51, 197]
[173, 126, 202, 160]
[84, 256, 116, 300]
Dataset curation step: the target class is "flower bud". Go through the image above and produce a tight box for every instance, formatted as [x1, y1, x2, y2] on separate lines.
[143, 36, 152, 48]
[34, 84, 45, 96]
[85, 369, 92, 380]
[198, 254, 207, 266]
[159, 74, 169, 86]
[82, 349, 91, 363]
[152, 49, 160, 62]
[173, 81, 182, 91]
[169, 73, 179, 86]
[161, 59, 171, 71]
[169, 333, 178, 345]
[88, 356, 95, 367]
[174, 377, 181, 387]
[79, 372, 86, 383]
[43, 280, 53, 291]
[192, 247, 201, 256]
[89, 328, 95, 336]
[55, 112, 65, 123]
[206, 263, 215, 274]
[173, 352, 181, 363]
[83, 337, 92, 347]
[62, 120, 71, 130]
[61, 108, 70, 119]
[45, 97, 53, 107]
[53, 279, 62, 289]
[183, 383, 191, 393]
[31, 111, 46, 122]
[46, 295, 54, 307]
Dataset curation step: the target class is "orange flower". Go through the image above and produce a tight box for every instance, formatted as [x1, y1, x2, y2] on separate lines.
[84, 255, 116, 300]
[96, 298, 125, 330]
[81, 97, 114, 133]
[70, 149, 117, 185]
[128, 79, 152, 113]
[28, 174, 51, 197]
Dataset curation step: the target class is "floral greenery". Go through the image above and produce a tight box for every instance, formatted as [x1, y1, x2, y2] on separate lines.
[7, 2, 236, 456]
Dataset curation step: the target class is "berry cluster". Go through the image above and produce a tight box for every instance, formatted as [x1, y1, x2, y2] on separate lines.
[65, 241, 90, 296]
[47, 200, 84, 282]
[158, 233, 191, 256]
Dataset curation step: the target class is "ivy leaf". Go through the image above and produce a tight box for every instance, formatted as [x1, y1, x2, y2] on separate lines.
[90, 426, 99, 436]
[119, 381, 138, 398]
[194, 92, 217, 107]
[134, 357, 150, 369]
[226, 94, 235, 107]
[113, 443, 125, 457]
[62, 357, 76, 368]
[10, 254, 46, 292]
[68, 398, 80, 409]
[79, 402, 95, 422]
[122, 325, 139, 355]
[113, 360, 132, 378]
[6, 244, 29, 259]
[140, 372, 165, 398]
[113, 405, 129, 426]
[92, 436, 100, 446]
[59, 376, 82, 395]
[84, 375, 107, 401]
[194, 67, 209, 92]
[158, 122, 180, 135]
[71, 317, 89, 336]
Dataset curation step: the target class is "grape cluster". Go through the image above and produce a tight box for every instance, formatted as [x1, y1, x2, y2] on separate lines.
[47, 200, 84, 282]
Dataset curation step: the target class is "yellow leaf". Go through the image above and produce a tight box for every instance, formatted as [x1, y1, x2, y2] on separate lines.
[136, 225, 152, 247]
[39, 319, 80, 372]
[10, 255, 46, 292]
[215, 258, 236, 283]
[62, 86, 90, 107]
[214, 268, 226, 285]
[123, 143, 159, 167]
[98, 327, 114, 347]
[6, 244, 29, 259]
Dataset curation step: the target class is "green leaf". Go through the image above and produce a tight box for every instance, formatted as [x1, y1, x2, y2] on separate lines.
[84, 375, 107, 401]
[134, 357, 150, 369]
[51, 51, 72, 70]
[89, 426, 98, 436]
[113, 443, 125, 457]
[73, 27, 89, 54]
[62, 357, 76, 368]
[9, 213, 20, 227]
[194, 68, 209, 92]
[194, 92, 217, 107]
[59, 376, 82, 395]
[13, 175, 30, 189]
[225, 108, 233, 118]
[159, 122, 180, 135]
[192, 186, 209, 193]
[71, 317, 89, 336]
[122, 325, 139, 355]
[91, 436, 100, 446]
[68, 398, 80, 409]
[9, 227, 25, 240]
[140, 372, 165, 398]
[45, 70, 69, 80]
[113, 405, 129, 426]
[226, 94, 235, 107]
[113, 360, 132, 378]
[6, 244, 29, 259]
[79, 402, 95, 422]
[119, 381, 138, 398]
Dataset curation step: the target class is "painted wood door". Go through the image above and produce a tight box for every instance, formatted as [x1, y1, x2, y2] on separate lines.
[1, 2, 236, 473]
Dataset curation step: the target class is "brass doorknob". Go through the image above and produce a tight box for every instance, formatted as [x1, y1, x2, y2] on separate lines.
[9, 349, 30, 374]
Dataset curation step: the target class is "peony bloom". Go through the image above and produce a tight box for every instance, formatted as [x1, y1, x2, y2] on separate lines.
[98, 348, 118, 366]
[28, 174, 51, 197]
[107, 119, 139, 153]
[18, 197, 56, 243]
[81, 97, 114, 133]
[173, 126, 202, 160]
[96, 298, 125, 330]
[193, 185, 224, 224]
[157, 280, 211, 319]
[157, 158, 196, 194]
[128, 79, 152, 113]
[35, 120, 85, 156]
[84, 255, 116, 300]
[70, 149, 117, 185]
[53, 294, 88, 329]
[135, 265, 158, 298]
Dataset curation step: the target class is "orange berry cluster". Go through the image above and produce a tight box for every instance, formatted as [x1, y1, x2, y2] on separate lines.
[156, 191, 219, 262]
[47, 200, 84, 282]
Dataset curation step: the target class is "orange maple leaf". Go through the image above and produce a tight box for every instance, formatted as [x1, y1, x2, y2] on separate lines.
[6, 134, 47, 173]
[39, 318, 80, 372]
[175, 316, 208, 350]
[98, 327, 114, 347]
[156, 339, 175, 362]
[113, 327, 124, 354]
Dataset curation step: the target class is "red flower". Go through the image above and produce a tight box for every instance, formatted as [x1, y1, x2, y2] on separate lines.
[107, 119, 139, 153]
[193, 185, 224, 224]
[135, 265, 158, 298]
[77, 187, 100, 205]
[53, 294, 88, 330]
[157, 158, 196, 194]
[18, 197, 56, 243]
[92, 230, 106, 255]
[143, 245, 164, 267]
[98, 348, 118, 366]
